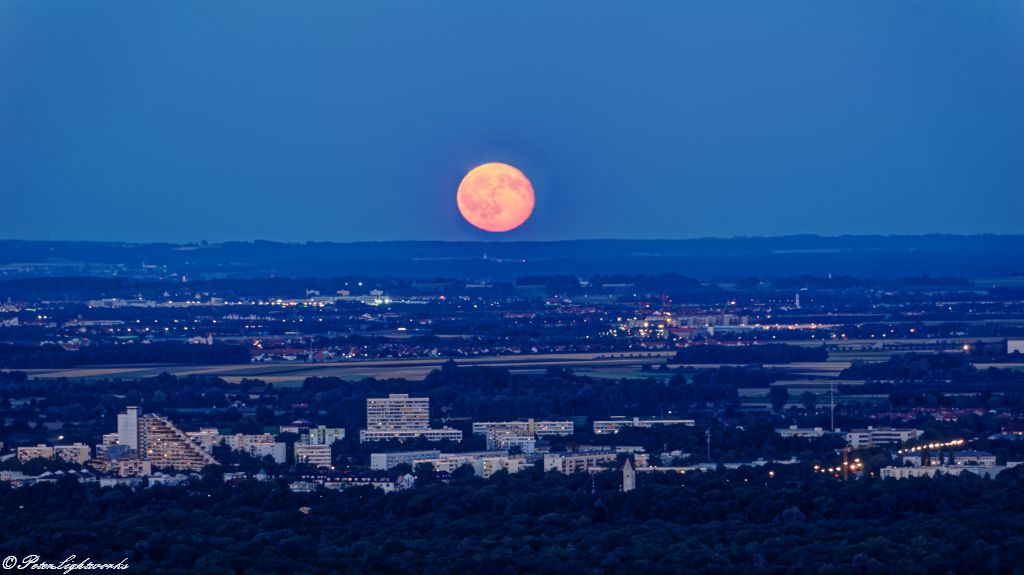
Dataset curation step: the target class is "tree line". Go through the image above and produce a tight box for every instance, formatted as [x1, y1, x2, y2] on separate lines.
[2, 464, 1023, 574]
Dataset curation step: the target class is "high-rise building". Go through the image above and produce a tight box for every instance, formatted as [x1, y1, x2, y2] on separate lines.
[360, 394, 462, 443]
[366, 394, 429, 430]
[117, 406, 140, 449]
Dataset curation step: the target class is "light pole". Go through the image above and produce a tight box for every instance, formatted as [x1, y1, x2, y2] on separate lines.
[705, 428, 711, 464]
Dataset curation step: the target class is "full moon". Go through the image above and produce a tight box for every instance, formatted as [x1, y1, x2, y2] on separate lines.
[457, 162, 535, 232]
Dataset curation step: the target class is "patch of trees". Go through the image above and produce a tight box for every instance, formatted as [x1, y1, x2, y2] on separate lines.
[841, 353, 1024, 385]
[672, 344, 828, 364]
[0, 342, 250, 369]
[303, 362, 749, 428]
[2, 465, 1024, 574]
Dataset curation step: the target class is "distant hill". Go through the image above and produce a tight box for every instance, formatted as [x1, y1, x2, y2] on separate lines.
[0, 235, 1021, 280]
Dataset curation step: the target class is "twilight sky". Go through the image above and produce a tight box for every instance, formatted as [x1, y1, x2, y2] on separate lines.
[2, 0, 1022, 242]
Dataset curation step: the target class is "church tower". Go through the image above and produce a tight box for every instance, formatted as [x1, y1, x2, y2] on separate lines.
[622, 458, 636, 492]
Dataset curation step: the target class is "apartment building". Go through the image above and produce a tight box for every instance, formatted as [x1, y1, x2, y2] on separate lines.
[472, 419, 574, 437]
[543, 450, 618, 474]
[593, 417, 696, 435]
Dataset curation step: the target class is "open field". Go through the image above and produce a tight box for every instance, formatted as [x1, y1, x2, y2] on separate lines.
[20, 351, 1022, 384]
[22, 352, 677, 383]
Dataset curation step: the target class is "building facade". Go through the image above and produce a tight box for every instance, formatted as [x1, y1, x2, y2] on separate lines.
[359, 428, 463, 442]
[593, 417, 696, 435]
[117, 406, 140, 450]
[303, 426, 346, 446]
[543, 450, 618, 474]
[413, 452, 527, 479]
[366, 394, 430, 430]
[17, 444, 54, 462]
[775, 425, 827, 438]
[880, 464, 1018, 480]
[139, 414, 218, 471]
[485, 427, 537, 453]
[54, 443, 91, 464]
[294, 443, 332, 468]
[845, 427, 923, 448]
[472, 419, 574, 437]
[118, 459, 153, 477]
[370, 450, 442, 470]
[360, 394, 462, 443]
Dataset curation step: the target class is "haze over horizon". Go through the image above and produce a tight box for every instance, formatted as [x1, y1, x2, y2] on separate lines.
[2, 230, 1024, 246]
[3, 0, 1022, 243]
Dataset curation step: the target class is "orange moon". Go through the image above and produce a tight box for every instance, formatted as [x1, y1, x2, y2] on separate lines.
[457, 162, 535, 232]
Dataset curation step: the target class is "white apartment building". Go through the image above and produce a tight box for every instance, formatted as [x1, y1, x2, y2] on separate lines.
[17, 444, 54, 462]
[775, 425, 828, 438]
[472, 419, 574, 437]
[472, 456, 527, 479]
[117, 406, 140, 450]
[188, 431, 287, 464]
[360, 394, 462, 443]
[414, 452, 527, 479]
[248, 442, 287, 464]
[187, 428, 222, 452]
[881, 463, 1020, 480]
[486, 428, 537, 453]
[221, 433, 278, 451]
[359, 428, 463, 443]
[54, 443, 91, 464]
[593, 417, 696, 435]
[543, 450, 618, 474]
[844, 427, 923, 448]
[294, 443, 332, 468]
[302, 426, 346, 446]
[953, 450, 997, 466]
[370, 450, 442, 470]
[366, 394, 430, 430]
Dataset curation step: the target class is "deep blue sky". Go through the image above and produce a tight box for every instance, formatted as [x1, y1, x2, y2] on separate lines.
[2, 0, 1022, 242]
